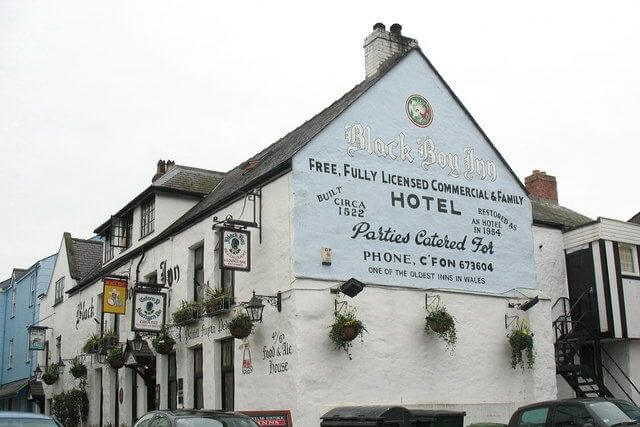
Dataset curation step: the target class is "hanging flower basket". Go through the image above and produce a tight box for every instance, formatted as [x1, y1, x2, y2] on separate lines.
[172, 301, 202, 326]
[106, 346, 125, 369]
[82, 334, 101, 354]
[70, 357, 87, 379]
[508, 319, 535, 370]
[228, 312, 253, 339]
[203, 289, 232, 316]
[329, 308, 367, 359]
[152, 326, 176, 355]
[42, 365, 59, 385]
[425, 302, 458, 352]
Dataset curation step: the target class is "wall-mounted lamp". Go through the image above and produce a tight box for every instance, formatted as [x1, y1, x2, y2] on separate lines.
[56, 360, 65, 374]
[244, 290, 281, 323]
[330, 278, 365, 298]
[33, 365, 42, 380]
[508, 296, 539, 312]
[129, 333, 144, 352]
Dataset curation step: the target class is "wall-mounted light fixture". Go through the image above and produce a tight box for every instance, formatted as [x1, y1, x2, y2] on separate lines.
[331, 278, 365, 298]
[243, 290, 282, 323]
[56, 360, 65, 374]
[33, 365, 42, 380]
[129, 333, 144, 352]
[507, 296, 539, 312]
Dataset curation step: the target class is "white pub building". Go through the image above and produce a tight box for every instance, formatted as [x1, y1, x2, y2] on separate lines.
[32, 24, 639, 426]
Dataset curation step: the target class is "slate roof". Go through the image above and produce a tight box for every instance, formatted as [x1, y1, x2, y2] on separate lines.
[94, 164, 225, 234]
[530, 197, 592, 230]
[64, 233, 103, 281]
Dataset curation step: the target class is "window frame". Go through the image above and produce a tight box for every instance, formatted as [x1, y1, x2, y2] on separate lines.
[104, 227, 115, 262]
[11, 287, 16, 317]
[220, 338, 234, 411]
[193, 245, 204, 302]
[54, 277, 64, 305]
[56, 335, 62, 363]
[221, 268, 235, 301]
[140, 197, 156, 238]
[618, 243, 639, 276]
[8, 339, 14, 369]
[517, 405, 551, 427]
[551, 403, 594, 427]
[168, 351, 177, 410]
[193, 346, 203, 410]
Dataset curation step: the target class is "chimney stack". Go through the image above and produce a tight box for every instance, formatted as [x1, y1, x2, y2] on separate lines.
[363, 22, 418, 79]
[152, 160, 166, 182]
[525, 170, 558, 203]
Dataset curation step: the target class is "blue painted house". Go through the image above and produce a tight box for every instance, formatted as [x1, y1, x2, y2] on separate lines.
[0, 254, 56, 412]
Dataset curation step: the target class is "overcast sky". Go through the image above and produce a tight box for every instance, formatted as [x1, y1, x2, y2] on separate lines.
[1, 1, 639, 277]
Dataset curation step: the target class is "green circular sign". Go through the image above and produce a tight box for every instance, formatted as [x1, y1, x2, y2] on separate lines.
[406, 94, 434, 127]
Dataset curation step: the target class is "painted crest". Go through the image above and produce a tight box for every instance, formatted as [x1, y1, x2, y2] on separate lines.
[406, 94, 433, 127]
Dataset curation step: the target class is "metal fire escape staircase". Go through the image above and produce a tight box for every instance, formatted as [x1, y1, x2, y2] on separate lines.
[552, 289, 639, 405]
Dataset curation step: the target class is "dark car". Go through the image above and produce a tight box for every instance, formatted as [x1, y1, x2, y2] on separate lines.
[133, 410, 259, 427]
[508, 398, 640, 427]
[0, 412, 62, 426]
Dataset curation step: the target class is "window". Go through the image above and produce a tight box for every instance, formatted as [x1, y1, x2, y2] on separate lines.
[30, 275, 36, 307]
[221, 338, 234, 411]
[553, 404, 593, 427]
[56, 336, 61, 363]
[141, 197, 155, 237]
[517, 406, 550, 427]
[104, 228, 115, 262]
[8, 339, 14, 369]
[221, 269, 234, 301]
[111, 212, 133, 251]
[11, 287, 16, 317]
[194, 246, 204, 302]
[193, 347, 203, 409]
[619, 244, 638, 275]
[168, 352, 177, 410]
[54, 277, 64, 305]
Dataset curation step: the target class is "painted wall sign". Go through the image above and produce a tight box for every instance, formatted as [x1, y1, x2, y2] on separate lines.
[262, 330, 293, 375]
[76, 297, 95, 328]
[292, 55, 535, 293]
[220, 228, 251, 271]
[103, 278, 128, 315]
[240, 411, 293, 427]
[159, 261, 180, 286]
[132, 290, 166, 333]
[28, 326, 47, 351]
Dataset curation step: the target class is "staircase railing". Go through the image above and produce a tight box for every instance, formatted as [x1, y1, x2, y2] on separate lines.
[553, 317, 639, 405]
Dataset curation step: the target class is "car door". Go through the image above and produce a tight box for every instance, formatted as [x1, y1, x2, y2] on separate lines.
[512, 405, 552, 427]
[552, 403, 595, 427]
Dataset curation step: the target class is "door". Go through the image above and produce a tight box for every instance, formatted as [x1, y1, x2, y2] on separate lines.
[565, 248, 598, 333]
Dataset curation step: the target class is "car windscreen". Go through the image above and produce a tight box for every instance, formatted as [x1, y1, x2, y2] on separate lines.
[176, 417, 259, 427]
[0, 419, 60, 427]
[614, 401, 640, 421]
[588, 401, 635, 426]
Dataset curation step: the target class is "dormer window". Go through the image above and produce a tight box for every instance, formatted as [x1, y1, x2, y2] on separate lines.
[141, 197, 155, 238]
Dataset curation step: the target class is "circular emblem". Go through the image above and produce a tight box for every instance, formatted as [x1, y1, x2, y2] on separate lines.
[406, 94, 433, 127]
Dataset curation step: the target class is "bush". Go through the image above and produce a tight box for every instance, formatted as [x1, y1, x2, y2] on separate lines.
[82, 334, 101, 354]
[204, 288, 232, 315]
[106, 346, 125, 369]
[51, 388, 89, 426]
[329, 308, 366, 359]
[425, 303, 457, 352]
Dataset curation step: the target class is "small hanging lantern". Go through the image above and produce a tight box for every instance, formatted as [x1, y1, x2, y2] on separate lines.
[131, 333, 144, 352]
[245, 291, 265, 323]
[56, 360, 65, 374]
[33, 365, 42, 380]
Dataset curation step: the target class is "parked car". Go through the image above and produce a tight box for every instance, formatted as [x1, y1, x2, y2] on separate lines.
[0, 412, 62, 426]
[508, 398, 640, 427]
[133, 410, 259, 427]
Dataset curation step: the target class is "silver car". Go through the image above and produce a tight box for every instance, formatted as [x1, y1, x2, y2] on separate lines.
[134, 410, 259, 427]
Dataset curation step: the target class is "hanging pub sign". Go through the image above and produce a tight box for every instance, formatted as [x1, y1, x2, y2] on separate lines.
[103, 278, 128, 315]
[132, 290, 166, 333]
[220, 228, 251, 271]
[28, 326, 47, 351]
[240, 411, 293, 427]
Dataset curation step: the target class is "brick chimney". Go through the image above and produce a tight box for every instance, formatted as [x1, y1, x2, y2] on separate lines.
[364, 23, 418, 79]
[525, 170, 558, 203]
[152, 160, 166, 182]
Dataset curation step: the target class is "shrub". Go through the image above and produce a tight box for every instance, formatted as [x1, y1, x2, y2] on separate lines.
[106, 346, 125, 369]
[228, 312, 253, 339]
[152, 326, 176, 355]
[70, 357, 87, 379]
[82, 334, 101, 354]
[51, 388, 89, 426]
[42, 365, 59, 385]
[203, 288, 232, 315]
[172, 301, 202, 326]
